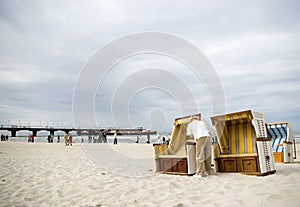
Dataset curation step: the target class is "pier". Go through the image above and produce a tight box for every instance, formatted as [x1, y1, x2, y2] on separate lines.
[0, 126, 157, 137]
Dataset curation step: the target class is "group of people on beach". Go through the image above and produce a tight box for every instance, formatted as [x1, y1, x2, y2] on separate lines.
[135, 134, 152, 144]
[157, 133, 171, 145]
[46, 134, 61, 143]
[47, 134, 54, 143]
[1, 134, 8, 141]
[88, 130, 107, 143]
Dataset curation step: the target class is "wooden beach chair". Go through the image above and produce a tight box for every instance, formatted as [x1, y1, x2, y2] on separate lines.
[211, 110, 276, 176]
[153, 114, 199, 175]
[267, 122, 296, 163]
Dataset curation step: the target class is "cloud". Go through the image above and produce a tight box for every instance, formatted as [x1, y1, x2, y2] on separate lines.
[0, 0, 300, 133]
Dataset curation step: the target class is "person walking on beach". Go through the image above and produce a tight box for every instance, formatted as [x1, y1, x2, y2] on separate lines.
[57, 135, 60, 143]
[99, 131, 104, 143]
[186, 115, 211, 177]
[103, 131, 107, 143]
[30, 134, 34, 143]
[68, 133, 72, 146]
[113, 132, 117, 145]
[64, 132, 69, 146]
[146, 134, 150, 144]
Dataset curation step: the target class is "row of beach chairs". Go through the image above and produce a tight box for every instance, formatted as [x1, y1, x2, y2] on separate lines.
[153, 110, 296, 176]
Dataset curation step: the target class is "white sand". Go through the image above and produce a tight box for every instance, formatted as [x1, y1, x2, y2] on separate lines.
[0, 142, 299, 207]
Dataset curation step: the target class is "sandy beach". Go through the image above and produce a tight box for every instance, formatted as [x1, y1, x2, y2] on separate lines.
[0, 142, 299, 207]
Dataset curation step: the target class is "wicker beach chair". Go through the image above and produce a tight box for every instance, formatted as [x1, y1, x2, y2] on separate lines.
[211, 110, 276, 176]
[153, 114, 199, 175]
[267, 122, 296, 163]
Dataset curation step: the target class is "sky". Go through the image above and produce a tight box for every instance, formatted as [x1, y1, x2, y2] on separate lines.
[0, 0, 299, 133]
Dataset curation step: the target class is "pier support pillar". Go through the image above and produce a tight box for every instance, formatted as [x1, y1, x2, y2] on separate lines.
[63, 130, 70, 134]
[50, 129, 55, 135]
[11, 130, 17, 137]
[32, 130, 38, 137]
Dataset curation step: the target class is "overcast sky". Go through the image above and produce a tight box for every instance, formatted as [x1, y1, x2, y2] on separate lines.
[0, 0, 299, 133]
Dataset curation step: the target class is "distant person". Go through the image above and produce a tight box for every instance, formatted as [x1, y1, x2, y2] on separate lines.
[166, 137, 170, 145]
[103, 131, 107, 143]
[136, 136, 140, 144]
[68, 134, 72, 146]
[146, 134, 150, 144]
[28, 134, 31, 142]
[166, 133, 171, 145]
[113, 132, 118, 145]
[1, 134, 4, 141]
[5, 135, 8, 141]
[81, 138, 84, 143]
[167, 133, 171, 141]
[64, 132, 69, 146]
[30, 134, 34, 143]
[162, 136, 166, 144]
[50, 134, 54, 143]
[99, 131, 104, 143]
[47, 135, 51, 143]
[57, 135, 60, 143]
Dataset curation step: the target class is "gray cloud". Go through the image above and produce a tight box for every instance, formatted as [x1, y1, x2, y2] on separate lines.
[0, 0, 299, 133]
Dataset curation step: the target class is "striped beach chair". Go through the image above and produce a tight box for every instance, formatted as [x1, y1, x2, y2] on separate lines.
[211, 110, 276, 176]
[153, 114, 199, 175]
[267, 122, 296, 163]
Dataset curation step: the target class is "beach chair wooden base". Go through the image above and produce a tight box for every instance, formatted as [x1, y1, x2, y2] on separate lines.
[158, 157, 187, 173]
[154, 144, 196, 176]
[216, 156, 259, 173]
[215, 156, 276, 176]
[156, 156, 195, 176]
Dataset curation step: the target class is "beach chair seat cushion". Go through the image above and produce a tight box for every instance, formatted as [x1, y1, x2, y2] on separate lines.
[218, 153, 258, 158]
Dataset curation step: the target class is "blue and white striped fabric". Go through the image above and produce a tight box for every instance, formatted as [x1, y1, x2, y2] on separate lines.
[267, 123, 288, 153]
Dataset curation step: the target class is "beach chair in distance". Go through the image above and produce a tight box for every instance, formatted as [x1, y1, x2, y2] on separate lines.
[153, 114, 199, 176]
[267, 122, 296, 163]
[211, 110, 276, 176]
